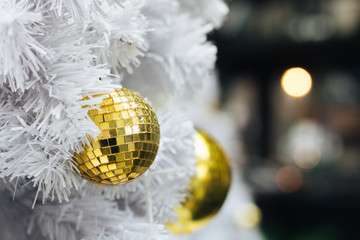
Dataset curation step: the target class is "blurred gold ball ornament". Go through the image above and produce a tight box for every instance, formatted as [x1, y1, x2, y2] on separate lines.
[74, 88, 160, 185]
[167, 129, 231, 234]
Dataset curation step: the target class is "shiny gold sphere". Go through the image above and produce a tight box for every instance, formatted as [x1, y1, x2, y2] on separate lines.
[167, 130, 231, 234]
[74, 88, 160, 185]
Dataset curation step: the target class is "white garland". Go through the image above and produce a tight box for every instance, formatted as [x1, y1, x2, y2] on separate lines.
[0, 0, 228, 239]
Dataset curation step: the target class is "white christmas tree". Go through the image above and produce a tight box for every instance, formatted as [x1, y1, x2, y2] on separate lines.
[0, 0, 230, 239]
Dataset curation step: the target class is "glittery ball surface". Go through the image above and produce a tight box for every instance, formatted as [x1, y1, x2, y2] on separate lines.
[74, 88, 160, 185]
[167, 130, 231, 234]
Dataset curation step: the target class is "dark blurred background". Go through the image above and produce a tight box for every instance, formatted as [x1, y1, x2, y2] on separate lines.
[211, 0, 360, 239]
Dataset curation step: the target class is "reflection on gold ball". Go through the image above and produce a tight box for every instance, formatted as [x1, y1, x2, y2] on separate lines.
[167, 130, 231, 234]
[74, 88, 160, 185]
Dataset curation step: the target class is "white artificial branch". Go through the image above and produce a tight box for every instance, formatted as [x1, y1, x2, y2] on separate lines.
[0, 0, 227, 239]
[0, 0, 48, 92]
[88, 0, 149, 74]
[179, 0, 229, 28]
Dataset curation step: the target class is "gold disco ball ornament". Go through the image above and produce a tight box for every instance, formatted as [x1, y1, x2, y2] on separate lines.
[167, 130, 231, 234]
[74, 88, 160, 185]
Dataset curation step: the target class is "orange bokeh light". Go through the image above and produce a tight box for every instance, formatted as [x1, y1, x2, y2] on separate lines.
[281, 67, 312, 97]
[275, 166, 303, 193]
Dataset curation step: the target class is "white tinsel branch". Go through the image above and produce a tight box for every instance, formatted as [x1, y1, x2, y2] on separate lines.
[179, 0, 229, 28]
[30, 196, 169, 240]
[0, 11, 118, 203]
[0, 0, 48, 92]
[88, 0, 150, 74]
[124, 0, 218, 103]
